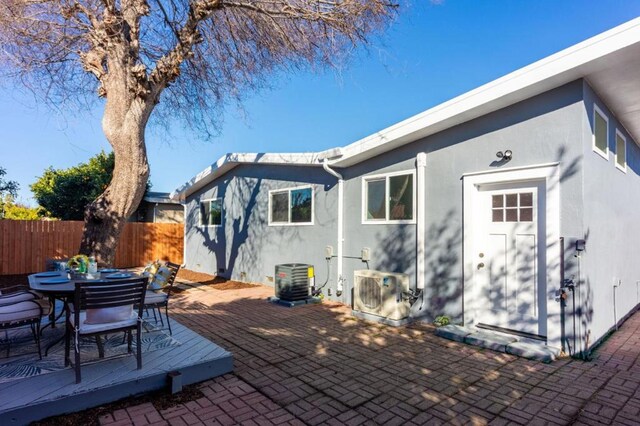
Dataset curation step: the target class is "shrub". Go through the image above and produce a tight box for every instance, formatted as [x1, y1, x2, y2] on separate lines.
[434, 315, 450, 327]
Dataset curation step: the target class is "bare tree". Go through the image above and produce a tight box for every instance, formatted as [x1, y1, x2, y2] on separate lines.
[0, 0, 398, 264]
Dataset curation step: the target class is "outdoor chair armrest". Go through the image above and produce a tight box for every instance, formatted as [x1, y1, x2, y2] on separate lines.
[0, 285, 32, 295]
[0, 291, 38, 307]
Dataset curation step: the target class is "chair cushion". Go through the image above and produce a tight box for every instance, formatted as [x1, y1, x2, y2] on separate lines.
[0, 301, 41, 325]
[144, 260, 161, 276]
[85, 305, 134, 325]
[149, 266, 171, 291]
[145, 291, 168, 305]
[144, 260, 175, 290]
[144, 261, 161, 289]
[71, 310, 138, 334]
[0, 292, 36, 306]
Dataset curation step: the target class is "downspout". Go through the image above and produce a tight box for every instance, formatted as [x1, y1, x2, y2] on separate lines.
[416, 153, 427, 309]
[182, 201, 187, 268]
[416, 153, 427, 291]
[322, 159, 345, 297]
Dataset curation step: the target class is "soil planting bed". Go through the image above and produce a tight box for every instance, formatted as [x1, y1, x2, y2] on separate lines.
[177, 269, 259, 290]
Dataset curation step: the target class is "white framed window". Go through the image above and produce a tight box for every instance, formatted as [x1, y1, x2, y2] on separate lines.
[268, 186, 314, 226]
[615, 129, 627, 172]
[199, 198, 223, 227]
[593, 105, 609, 160]
[362, 170, 416, 224]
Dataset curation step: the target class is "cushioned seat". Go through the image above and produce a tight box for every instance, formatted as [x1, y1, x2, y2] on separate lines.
[65, 278, 147, 383]
[0, 291, 37, 306]
[69, 310, 138, 334]
[0, 300, 42, 325]
[141, 261, 180, 335]
[144, 291, 168, 304]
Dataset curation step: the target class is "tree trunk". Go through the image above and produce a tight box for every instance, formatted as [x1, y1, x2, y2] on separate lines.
[79, 96, 152, 266]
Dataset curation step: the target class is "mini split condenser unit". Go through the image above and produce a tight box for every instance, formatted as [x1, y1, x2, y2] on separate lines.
[353, 270, 411, 325]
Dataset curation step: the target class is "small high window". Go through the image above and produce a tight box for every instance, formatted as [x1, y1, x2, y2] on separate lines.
[363, 171, 415, 223]
[269, 186, 313, 225]
[615, 130, 627, 172]
[200, 198, 222, 226]
[593, 105, 609, 159]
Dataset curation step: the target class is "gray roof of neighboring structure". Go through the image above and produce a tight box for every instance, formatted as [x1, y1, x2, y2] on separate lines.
[144, 192, 182, 205]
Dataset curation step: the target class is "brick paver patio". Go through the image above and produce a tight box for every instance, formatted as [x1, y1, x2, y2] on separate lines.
[97, 281, 640, 426]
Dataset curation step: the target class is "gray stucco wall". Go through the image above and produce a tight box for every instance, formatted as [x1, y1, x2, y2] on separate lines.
[574, 81, 640, 353]
[184, 80, 587, 328]
[185, 165, 338, 288]
[340, 80, 585, 321]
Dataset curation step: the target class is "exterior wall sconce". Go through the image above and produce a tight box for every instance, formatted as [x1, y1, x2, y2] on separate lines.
[496, 150, 513, 161]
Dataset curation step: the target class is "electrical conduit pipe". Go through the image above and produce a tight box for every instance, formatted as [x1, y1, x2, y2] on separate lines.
[322, 159, 345, 297]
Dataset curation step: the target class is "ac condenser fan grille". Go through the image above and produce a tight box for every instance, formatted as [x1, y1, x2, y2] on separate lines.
[359, 277, 381, 310]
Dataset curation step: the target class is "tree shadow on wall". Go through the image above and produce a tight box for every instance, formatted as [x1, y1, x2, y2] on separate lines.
[372, 213, 462, 320]
[375, 224, 414, 275]
[225, 178, 264, 279]
[187, 178, 263, 279]
[423, 211, 462, 321]
[561, 227, 594, 358]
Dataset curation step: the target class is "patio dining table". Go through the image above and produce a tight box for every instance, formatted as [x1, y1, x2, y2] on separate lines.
[28, 270, 144, 355]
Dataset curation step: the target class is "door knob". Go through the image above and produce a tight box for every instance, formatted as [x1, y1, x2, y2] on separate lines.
[477, 262, 485, 269]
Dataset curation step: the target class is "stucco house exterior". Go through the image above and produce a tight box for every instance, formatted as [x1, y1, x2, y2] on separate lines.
[173, 19, 640, 354]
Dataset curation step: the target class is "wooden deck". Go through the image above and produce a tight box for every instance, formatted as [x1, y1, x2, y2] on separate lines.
[0, 319, 233, 425]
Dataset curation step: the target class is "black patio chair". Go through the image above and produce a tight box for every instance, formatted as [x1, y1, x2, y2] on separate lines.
[0, 285, 39, 304]
[65, 277, 147, 383]
[143, 261, 180, 335]
[0, 297, 43, 359]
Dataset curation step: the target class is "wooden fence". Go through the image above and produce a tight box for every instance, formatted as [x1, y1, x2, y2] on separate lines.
[0, 220, 184, 275]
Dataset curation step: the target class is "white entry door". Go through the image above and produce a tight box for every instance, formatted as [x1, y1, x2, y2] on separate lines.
[473, 181, 546, 337]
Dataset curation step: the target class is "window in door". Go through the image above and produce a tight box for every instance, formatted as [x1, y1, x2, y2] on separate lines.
[491, 192, 533, 223]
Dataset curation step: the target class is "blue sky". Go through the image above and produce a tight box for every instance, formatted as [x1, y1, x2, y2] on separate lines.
[1, 1, 639, 205]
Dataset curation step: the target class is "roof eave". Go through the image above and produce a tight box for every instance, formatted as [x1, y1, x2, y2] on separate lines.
[171, 152, 325, 201]
[332, 17, 640, 167]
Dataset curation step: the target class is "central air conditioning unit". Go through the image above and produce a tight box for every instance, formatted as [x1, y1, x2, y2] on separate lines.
[353, 270, 411, 326]
[275, 264, 312, 301]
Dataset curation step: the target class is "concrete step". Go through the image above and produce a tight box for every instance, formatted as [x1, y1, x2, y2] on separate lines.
[464, 330, 518, 352]
[506, 341, 559, 362]
[435, 325, 560, 363]
[435, 324, 473, 343]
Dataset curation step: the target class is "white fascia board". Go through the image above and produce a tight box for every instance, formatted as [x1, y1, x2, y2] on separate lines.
[171, 152, 323, 200]
[332, 17, 640, 167]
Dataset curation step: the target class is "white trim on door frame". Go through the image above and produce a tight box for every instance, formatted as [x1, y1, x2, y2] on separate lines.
[462, 163, 561, 348]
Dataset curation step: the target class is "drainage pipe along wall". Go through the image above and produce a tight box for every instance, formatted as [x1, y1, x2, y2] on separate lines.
[322, 159, 345, 298]
[322, 152, 426, 304]
[416, 152, 427, 293]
